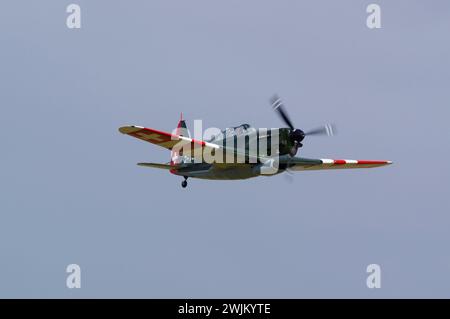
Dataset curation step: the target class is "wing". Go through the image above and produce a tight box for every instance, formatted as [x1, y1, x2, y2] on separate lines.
[119, 125, 264, 163]
[284, 157, 392, 171]
[119, 125, 220, 161]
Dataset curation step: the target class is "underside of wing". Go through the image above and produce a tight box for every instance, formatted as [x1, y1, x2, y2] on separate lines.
[285, 157, 392, 171]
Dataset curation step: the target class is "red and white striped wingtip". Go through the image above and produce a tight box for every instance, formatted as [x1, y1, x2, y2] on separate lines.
[321, 159, 393, 166]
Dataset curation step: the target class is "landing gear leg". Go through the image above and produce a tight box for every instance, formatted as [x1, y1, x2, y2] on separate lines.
[181, 177, 188, 188]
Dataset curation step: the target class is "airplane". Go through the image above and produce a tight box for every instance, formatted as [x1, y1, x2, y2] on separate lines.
[119, 95, 392, 188]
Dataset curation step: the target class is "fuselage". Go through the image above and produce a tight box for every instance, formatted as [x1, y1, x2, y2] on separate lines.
[170, 126, 293, 180]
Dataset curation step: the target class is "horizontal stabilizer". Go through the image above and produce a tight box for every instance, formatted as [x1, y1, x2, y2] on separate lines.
[137, 163, 174, 170]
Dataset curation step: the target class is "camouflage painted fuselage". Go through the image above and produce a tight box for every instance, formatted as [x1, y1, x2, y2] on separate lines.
[170, 128, 294, 180]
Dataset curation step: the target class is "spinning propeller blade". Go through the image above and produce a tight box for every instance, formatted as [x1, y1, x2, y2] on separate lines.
[305, 124, 336, 137]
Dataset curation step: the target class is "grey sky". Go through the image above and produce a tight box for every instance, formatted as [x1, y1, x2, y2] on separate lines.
[1, 0, 449, 298]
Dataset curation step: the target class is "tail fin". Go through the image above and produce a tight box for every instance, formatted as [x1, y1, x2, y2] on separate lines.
[170, 113, 191, 165]
[174, 112, 190, 137]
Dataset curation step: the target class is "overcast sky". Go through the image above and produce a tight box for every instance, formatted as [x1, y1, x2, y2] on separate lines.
[1, 0, 450, 298]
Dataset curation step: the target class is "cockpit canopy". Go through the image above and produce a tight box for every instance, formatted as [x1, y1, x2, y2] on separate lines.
[209, 124, 254, 141]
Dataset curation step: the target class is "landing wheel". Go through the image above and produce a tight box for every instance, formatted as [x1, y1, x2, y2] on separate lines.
[181, 177, 188, 188]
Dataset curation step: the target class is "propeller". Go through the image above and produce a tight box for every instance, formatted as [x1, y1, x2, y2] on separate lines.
[271, 94, 336, 156]
[271, 95, 295, 130]
[305, 124, 336, 137]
